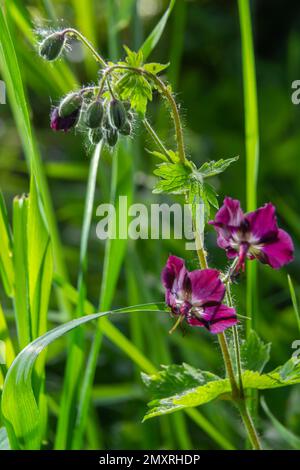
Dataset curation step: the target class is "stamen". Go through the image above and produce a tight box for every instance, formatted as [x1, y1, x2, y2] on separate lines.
[169, 314, 185, 335]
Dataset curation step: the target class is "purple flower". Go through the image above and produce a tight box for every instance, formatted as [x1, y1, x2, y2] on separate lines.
[50, 107, 79, 132]
[209, 197, 294, 271]
[161, 255, 237, 334]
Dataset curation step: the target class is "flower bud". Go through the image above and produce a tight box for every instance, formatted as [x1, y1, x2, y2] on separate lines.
[59, 93, 83, 118]
[89, 128, 103, 145]
[108, 99, 127, 130]
[39, 32, 66, 61]
[105, 128, 118, 147]
[119, 120, 132, 136]
[50, 107, 79, 132]
[85, 100, 104, 128]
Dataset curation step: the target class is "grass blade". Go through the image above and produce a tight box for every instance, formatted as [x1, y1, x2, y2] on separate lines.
[0, 5, 71, 315]
[139, 0, 175, 60]
[261, 397, 300, 449]
[0, 192, 14, 298]
[287, 275, 300, 333]
[238, 0, 259, 335]
[1, 304, 165, 449]
[55, 143, 103, 449]
[13, 195, 31, 348]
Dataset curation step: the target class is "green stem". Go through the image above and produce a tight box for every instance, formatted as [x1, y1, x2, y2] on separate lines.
[192, 207, 261, 449]
[63, 28, 106, 67]
[237, 400, 262, 450]
[218, 331, 240, 400]
[55, 142, 103, 449]
[142, 118, 172, 162]
[226, 283, 244, 397]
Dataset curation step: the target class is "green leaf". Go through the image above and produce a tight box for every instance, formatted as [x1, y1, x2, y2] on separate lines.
[142, 359, 300, 421]
[153, 162, 191, 194]
[240, 330, 271, 373]
[143, 62, 170, 75]
[199, 156, 239, 178]
[117, 72, 152, 115]
[0, 192, 14, 297]
[139, 0, 176, 60]
[145, 149, 170, 163]
[0, 427, 10, 450]
[261, 397, 300, 449]
[123, 45, 144, 67]
[1, 303, 166, 449]
[202, 183, 219, 210]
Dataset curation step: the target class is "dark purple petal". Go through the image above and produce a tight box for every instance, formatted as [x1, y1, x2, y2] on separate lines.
[161, 255, 185, 289]
[209, 197, 244, 228]
[189, 269, 225, 306]
[50, 107, 79, 132]
[257, 228, 294, 269]
[161, 255, 191, 310]
[204, 305, 237, 334]
[245, 203, 278, 243]
[209, 198, 245, 255]
[186, 304, 237, 334]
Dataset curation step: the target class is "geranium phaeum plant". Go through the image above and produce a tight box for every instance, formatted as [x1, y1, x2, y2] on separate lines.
[2, 12, 297, 452]
[34, 25, 296, 452]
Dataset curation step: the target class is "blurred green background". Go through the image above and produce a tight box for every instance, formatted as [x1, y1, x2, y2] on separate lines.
[1, 0, 300, 450]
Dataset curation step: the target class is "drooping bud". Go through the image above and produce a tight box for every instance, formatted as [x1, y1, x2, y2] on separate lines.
[119, 120, 132, 136]
[59, 92, 83, 118]
[85, 100, 104, 128]
[39, 31, 66, 61]
[89, 128, 103, 145]
[105, 128, 118, 147]
[108, 99, 127, 130]
[50, 107, 79, 132]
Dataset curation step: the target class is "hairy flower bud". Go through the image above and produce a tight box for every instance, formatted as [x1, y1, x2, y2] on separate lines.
[105, 128, 118, 147]
[89, 128, 103, 145]
[85, 100, 104, 128]
[108, 99, 127, 130]
[119, 120, 132, 136]
[39, 31, 66, 61]
[50, 107, 79, 132]
[59, 93, 83, 118]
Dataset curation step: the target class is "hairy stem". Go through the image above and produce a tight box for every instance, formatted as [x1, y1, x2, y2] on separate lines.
[192, 207, 261, 449]
[142, 118, 172, 162]
[237, 400, 262, 450]
[63, 28, 106, 67]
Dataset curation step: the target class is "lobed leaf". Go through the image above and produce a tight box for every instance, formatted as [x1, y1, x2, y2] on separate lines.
[199, 156, 239, 178]
[142, 359, 300, 421]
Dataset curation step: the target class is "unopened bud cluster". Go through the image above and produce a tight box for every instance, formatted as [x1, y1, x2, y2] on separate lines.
[40, 30, 133, 147]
